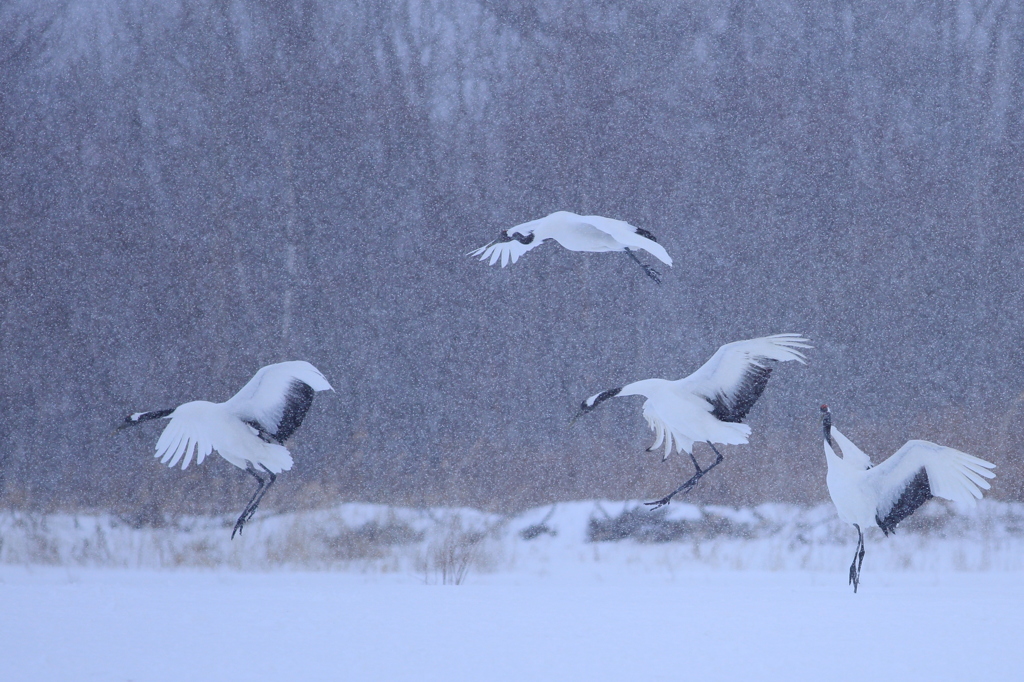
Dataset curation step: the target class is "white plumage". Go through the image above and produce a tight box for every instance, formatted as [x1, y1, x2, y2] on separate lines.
[820, 405, 996, 592]
[469, 211, 672, 282]
[118, 361, 333, 537]
[153, 400, 293, 473]
[574, 334, 811, 507]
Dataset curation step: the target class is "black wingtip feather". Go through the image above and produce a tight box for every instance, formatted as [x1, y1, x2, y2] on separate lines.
[876, 468, 933, 536]
[709, 364, 773, 423]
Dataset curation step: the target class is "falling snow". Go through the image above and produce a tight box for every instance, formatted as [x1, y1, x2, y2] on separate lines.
[1, 1, 1023, 679]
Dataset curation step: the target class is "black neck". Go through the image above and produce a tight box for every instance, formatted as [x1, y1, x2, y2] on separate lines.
[635, 227, 657, 242]
[119, 408, 174, 430]
[498, 230, 535, 245]
[584, 387, 622, 412]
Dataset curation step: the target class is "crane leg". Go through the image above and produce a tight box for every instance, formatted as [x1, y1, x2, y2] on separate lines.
[232, 465, 275, 539]
[624, 248, 662, 284]
[856, 528, 866, 585]
[243, 471, 277, 526]
[849, 525, 865, 593]
[645, 441, 725, 510]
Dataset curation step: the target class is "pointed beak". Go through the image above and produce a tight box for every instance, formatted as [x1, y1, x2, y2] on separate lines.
[568, 410, 584, 428]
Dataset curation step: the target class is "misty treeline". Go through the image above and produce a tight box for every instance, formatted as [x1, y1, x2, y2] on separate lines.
[1, 0, 1023, 520]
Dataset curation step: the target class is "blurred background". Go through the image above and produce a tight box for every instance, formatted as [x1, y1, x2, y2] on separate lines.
[1, 0, 1022, 520]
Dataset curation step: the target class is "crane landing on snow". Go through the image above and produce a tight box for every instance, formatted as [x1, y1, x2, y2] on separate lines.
[572, 334, 811, 508]
[468, 211, 673, 283]
[117, 361, 333, 539]
[820, 405, 996, 592]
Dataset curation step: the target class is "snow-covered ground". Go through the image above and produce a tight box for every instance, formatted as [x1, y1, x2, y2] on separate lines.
[2, 567, 1021, 681]
[2, 501, 1022, 680]
[3, 499, 1023, 574]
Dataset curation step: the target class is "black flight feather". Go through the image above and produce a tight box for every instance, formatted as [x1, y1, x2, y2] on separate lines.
[876, 468, 933, 536]
[270, 380, 316, 444]
[708, 363, 773, 423]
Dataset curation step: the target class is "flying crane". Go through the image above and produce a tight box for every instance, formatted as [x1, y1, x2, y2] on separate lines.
[117, 361, 333, 538]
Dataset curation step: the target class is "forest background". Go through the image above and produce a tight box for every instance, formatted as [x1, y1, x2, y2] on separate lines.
[2, 0, 1023, 521]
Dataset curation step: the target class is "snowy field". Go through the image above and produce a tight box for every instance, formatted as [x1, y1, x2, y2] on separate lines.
[3, 567, 1021, 682]
[2, 501, 1023, 681]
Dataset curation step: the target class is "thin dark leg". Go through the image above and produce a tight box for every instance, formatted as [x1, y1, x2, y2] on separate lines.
[624, 248, 662, 284]
[857, 529, 866, 583]
[849, 525, 864, 593]
[239, 464, 266, 518]
[688, 452, 702, 471]
[232, 465, 267, 540]
[645, 441, 725, 510]
[241, 471, 276, 526]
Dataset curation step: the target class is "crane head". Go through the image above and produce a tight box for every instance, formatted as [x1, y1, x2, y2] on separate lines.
[569, 387, 622, 426]
[498, 228, 535, 245]
[114, 408, 174, 433]
[820, 404, 834, 447]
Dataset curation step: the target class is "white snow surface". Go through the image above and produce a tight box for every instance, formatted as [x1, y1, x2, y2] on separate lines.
[2, 566, 1022, 681]
[2, 501, 1023, 680]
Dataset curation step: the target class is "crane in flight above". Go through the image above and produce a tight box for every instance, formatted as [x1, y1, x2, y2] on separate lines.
[572, 334, 811, 508]
[820, 405, 995, 592]
[116, 361, 333, 539]
[468, 211, 672, 283]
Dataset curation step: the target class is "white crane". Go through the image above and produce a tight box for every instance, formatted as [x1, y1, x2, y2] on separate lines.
[819, 405, 996, 592]
[117, 361, 333, 538]
[572, 334, 811, 508]
[468, 211, 673, 283]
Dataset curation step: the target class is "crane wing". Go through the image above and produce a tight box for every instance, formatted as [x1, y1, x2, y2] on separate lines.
[866, 440, 995, 535]
[829, 426, 873, 470]
[584, 215, 673, 265]
[684, 334, 811, 423]
[642, 392, 751, 460]
[154, 401, 293, 473]
[224, 361, 333, 443]
[467, 234, 542, 267]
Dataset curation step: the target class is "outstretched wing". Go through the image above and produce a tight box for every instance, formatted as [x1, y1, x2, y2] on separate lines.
[867, 440, 995, 535]
[641, 390, 751, 460]
[224, 361, 333, 443]
[683, 334, 811, 423]
[467, 228, 543, 267]
[583, 215, 673, 265]
[154, 401, 293, 473]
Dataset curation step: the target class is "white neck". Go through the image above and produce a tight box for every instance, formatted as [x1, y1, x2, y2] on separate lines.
[823, 437, 844, 470]
[618, 378, 670, 398]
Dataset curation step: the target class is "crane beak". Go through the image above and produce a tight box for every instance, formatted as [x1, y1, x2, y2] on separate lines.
[568, 410, 584, 428]
[113, 414, 141, 434]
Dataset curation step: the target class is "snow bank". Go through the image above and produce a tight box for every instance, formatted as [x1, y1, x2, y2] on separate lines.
[1, 499, 1022, 576]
